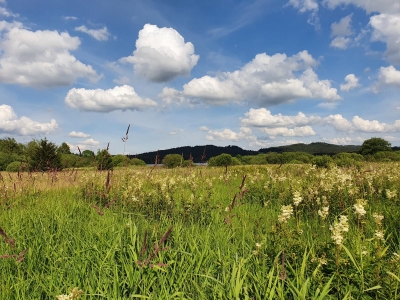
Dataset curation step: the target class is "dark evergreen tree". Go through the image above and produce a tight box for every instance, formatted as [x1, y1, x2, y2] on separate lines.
[30, 138, 62, 171]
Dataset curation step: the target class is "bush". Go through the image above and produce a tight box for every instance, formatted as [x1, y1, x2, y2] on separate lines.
[0, 152, 20, 171]
[96, 149, 113, 170]
[312, 155, 334, 168]
[130, 158, 146, 166]
[6, 161, 29, 172]
[61, 154, 79, 168]
[162, 154, 182, 168]
[29, 138, 62, 171]
[112, 154, 130, 167]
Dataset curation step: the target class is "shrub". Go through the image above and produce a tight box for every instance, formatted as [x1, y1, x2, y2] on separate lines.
[112, 154, 130, 167]
[96, 149, 113, 170]
[312, 155, 334, 168]
[130, 158, 146, 166]
[6, 161, 29, 172]
[162, 154, 182, 168]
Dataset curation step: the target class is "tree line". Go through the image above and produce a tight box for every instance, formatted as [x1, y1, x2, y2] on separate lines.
[0, 138, 146, 172]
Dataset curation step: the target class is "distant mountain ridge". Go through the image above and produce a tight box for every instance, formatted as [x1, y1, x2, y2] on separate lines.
[129, 142, 362, 164]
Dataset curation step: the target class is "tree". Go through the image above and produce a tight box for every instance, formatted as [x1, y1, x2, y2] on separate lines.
[96, 149, 113, 170]
[30, 138, 62, 171]
[112, 154, 130, 167]
[82, 150, 95, 158]
[208, 153, 233, 173]
[0, 137, 24, 155]
[162, 154, 182, 168]
[359, 138, 392, 156]
[57, 142, 71, 155]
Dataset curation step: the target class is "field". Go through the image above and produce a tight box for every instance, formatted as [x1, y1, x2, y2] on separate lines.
[1, 163, 400, 299]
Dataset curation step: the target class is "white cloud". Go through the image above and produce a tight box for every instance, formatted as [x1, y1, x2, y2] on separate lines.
[162, 51, 340, 107]
[287, 0, 318, 13]
[169, 131, 177, 135]
[75, 25, 110, 41]
[375, 65, 400, 89]
[65, 85, 157, 112]
[159, 87, 189, 106]
[260, 126, 316, 137]
[0, 22, 101, 88]
[331, 14, 353, 37]
[68, 131, 91, 138]
[68, 138, 101, 152]
[0, 7, 18, 18]
[330, 36, 351, 49]
[340, 74, 361, 91]
[0, 0, 7, 4]
[206, 127, 254, 142]
[240, 108, 322, 127]
[0, 104, 58, 135]
[286, 0, 320, 28]
[328, 136, 363, 145]
[322, 0, 400, 15]
[63, 16, 77, 21]
[370, 14, 400, 64]
[199, 126, 209, 131]
[119, 24, 199, 83]
[240, 108, 400, 134]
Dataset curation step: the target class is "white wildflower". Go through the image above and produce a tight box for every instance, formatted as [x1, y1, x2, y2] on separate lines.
[293, 191, 303, 206]
[330, 215, 349, 245]
[318, 206, 329, 220]
[353, 199, 367, 218]
[278, 205, 293, 224]
[375, 230, 385, 242]
[372, 213, 384, 227]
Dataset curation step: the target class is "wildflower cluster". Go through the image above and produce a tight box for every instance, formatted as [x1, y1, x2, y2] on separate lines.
[330, 215, 349, 246]
[278, 205, 293, 224]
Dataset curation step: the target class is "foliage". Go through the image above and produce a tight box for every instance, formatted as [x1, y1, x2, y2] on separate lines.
[130, 158, 146, 166]
[359, 137, 392, 156]
[29, 138, 62, 171]
[0, 152, 21, 171]
[96, 149, 113, 170]
[162, 154, 183, 168]
[0, 137, 24, 155]
[208, 153, 233, 167]
[111, 154, 130, 167]
[312, 155, 334, 168]
[6, 161, 29, 172]
[57, 142, 71, 155]
[82, 150, 95, 158]
[1, 163, 400, 299]
[61, 154, 79, 168]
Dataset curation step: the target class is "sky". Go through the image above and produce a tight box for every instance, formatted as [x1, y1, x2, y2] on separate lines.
[0, 0, 400, 155]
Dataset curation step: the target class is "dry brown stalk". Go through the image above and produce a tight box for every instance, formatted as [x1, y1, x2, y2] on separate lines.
[0, 227, 15, 248]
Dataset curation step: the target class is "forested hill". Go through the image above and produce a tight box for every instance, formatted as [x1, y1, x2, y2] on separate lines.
[130, 142, 363, 164]
[130, 145, 258, 164]
[259, 142, 360, 155]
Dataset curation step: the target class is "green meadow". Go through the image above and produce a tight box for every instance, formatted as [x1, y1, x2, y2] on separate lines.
[1, 163, 400, 299]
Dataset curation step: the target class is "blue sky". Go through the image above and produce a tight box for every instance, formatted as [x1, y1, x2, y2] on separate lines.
[0, 0, 400, 155]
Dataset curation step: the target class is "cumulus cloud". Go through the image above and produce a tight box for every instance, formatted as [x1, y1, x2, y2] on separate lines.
[0, 105, 58, 135]
[330, 36, 351, 49]
[160, 51, 340, 107]
[340, 74, 361, 91]
[0, 21, 101, 88]
[330, 14, 354, 49]
[65, 85, 157, 112]
[68, 131, 91, 138]
[331, 14, 354, 37]
[260, 126, 316, 137]
[240, 108, 400, 134]
[0, 7, 18, 18]
[75, 25, 110, 41]
[240, 108, 322, 127]
[327, 136, 363, 145]
[286, 0, 320, 28]
[322, 0, 400, 15]
[206, 127, 254, 141]
[199, 126, 209, 131]
[68, 138, 100, 152]
[370, 14, 400, 64]
[119, 24, 199, 83]
[374, 65, 400, 91]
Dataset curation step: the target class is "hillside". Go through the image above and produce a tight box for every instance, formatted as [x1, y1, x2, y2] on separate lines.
[258, 142, 361, 155]
[130, 142, 364, 164]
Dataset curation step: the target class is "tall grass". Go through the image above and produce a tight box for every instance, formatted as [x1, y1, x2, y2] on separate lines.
[1, 163, 400, 299]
